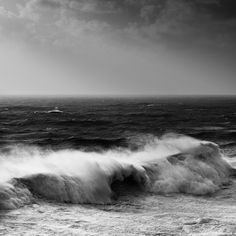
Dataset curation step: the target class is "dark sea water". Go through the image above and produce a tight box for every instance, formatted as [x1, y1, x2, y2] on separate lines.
[0, 96, 236, 153]
[1, 96, 236, 235]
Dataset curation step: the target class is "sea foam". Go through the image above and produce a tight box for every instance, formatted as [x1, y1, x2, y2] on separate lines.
[0, 134, 234, 210]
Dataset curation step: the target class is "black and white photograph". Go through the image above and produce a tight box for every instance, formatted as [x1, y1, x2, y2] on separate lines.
[0, 0, 236, 235]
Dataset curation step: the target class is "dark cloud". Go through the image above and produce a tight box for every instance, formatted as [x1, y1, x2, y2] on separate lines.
[34, 0, 236, 23]
[194, 0, 236, 19]
[37, 0, 62, 8]
[33, 0, 236, 44]
[2, 0, 236, 52]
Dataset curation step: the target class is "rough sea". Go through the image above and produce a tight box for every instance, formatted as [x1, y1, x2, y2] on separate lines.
[0, 96, 236, 236]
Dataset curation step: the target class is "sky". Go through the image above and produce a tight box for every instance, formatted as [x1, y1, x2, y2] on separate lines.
[0, 0, 235, 96]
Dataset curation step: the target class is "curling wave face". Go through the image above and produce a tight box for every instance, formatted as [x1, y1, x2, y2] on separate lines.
[0, 134, 234, 210]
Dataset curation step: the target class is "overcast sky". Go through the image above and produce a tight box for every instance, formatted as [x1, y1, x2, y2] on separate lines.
[0, 0, 236, 96]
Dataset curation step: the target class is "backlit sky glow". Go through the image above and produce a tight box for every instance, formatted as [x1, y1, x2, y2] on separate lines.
[0, 0, 236, 96]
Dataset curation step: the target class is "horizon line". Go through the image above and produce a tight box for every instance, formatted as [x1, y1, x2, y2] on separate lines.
[0, 94, 236, 98]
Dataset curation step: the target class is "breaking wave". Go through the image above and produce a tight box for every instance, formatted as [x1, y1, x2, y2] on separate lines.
[0, 134, 235, 210]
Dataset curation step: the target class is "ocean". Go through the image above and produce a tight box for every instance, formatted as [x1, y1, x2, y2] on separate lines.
[0, 96, 236, 236]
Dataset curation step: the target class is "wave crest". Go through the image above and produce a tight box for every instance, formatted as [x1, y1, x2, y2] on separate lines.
[0, 134, 234, 210]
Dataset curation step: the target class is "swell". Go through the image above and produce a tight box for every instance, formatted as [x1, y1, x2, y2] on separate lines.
[0, 135, 128, 151]
[30, 137, 128, 150]
[4, 118, 114, 127]
[0, 134, 235, 210]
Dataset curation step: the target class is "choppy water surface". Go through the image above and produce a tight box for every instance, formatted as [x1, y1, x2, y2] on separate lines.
[0, 96, 236, 235]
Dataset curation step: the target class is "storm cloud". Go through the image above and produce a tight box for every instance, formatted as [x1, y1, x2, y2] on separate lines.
[0, 0, 235, 95]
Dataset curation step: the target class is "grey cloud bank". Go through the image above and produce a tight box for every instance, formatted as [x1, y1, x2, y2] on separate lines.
[0, 0, 235, 95]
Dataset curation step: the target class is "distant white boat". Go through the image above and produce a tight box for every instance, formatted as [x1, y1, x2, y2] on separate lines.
[47, 107, 63, 113]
